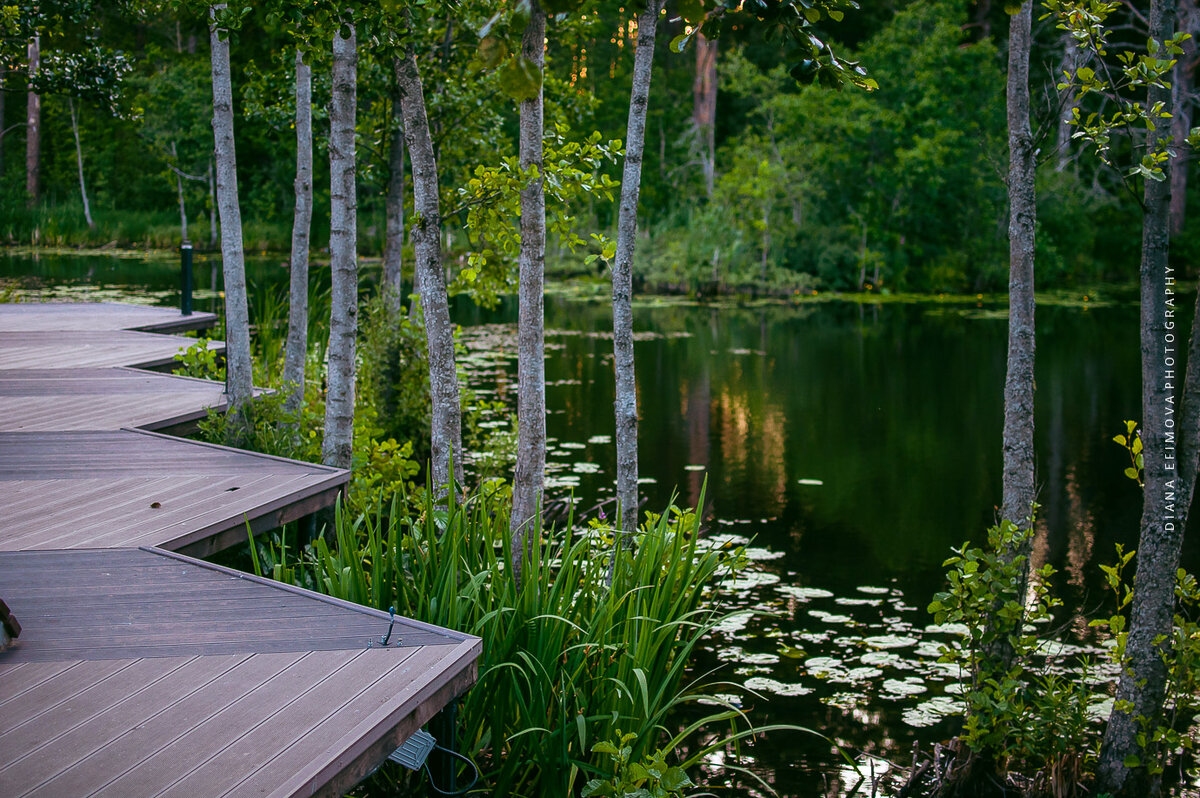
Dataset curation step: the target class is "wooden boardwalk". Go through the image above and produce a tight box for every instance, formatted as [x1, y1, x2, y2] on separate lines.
[0, 548, 480, 798]
[0, 302, 480, 796]
[0, 302, 217, 333]
[0, 429, 348, 555]
[0, 368, 231, 432]
[0, 330, 223, 371]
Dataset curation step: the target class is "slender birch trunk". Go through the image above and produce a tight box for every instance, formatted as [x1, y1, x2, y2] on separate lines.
[171, 142, 188, 241]
[322, 29, 358, 470]
[510, 2, 548, 582]
[26, 35, 40, 207]
[383, 86, 406, 315]
[394, 50, 462, 495]
[612, 0, 664, 543]
[989, 0, 1037, 675]
[68, 97, 94, 229]
[208, 5, 253, 420]
[1055, 30, 1082, 173]
[283, 50, 312, 418]
[1098, 3, 1185, 795]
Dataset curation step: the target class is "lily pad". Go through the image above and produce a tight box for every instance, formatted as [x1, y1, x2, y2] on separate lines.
[745, 676, 813, 697]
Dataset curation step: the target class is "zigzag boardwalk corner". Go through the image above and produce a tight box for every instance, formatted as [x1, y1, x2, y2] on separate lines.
[0, 302, 481, 798]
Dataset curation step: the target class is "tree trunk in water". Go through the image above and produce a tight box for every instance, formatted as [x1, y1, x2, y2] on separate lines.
[208, 5, 253, 421]
[510, 3, 548, 584]
[1169, 0, 1196, 237]
[283, 50, 312, 418]
[26, 35, 40, 208]
[383, 86, 406, 316]
[692, 33, 717, 200]
[1098, 3, 1186, 795]
[322, 29, 358, 470]
[171, 142, 188, 241]
[394, 51, 462, 496]
[612, 0, 663, 543]
[68, 97, 94, 229]
[991, 0, 1037, 674]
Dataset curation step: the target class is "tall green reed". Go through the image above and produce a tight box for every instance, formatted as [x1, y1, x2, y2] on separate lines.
[259, 483, 797, 796]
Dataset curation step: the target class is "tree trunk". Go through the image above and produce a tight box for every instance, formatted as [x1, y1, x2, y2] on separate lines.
[692, 33, 717, 200]
[991, 0, 1037, 674]
[1098, 3, 1184, 795]
[510, 3, 548, 584]
[1169, 0, 1197, 237]
[394, 50, 463, 496]
[208, 5, 253, 421]
[208, 158, 219, 250]
[322, 29, 358, 470]
[612, 0, 664, 544]
[68, 97, 94, 229]
[26, 35, 40, 208]
[283, 50, 312, 418]
[171, 142, 188, 242]
[383, 84, 406, 315]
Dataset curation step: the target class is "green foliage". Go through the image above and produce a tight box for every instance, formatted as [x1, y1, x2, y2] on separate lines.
[173, 338, 225, 380]
[271, 484, 792, 795]
[929, 518, 1096, 778]
[1045, 0, 1198, 183]
[1112, 419, 1144, 487]
[582, 731, 694, 798]
[1089, 549, 1200, 778]
[454, 124, 621, 308]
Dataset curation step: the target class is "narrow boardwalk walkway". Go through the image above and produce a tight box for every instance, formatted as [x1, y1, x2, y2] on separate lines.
[0, 303, 480, 798]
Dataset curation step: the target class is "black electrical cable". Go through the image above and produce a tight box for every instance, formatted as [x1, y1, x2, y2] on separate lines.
[422, 743, 480, 796]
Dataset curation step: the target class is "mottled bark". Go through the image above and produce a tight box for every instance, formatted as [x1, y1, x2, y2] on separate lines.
[1098, 3, 1184, 795]
[68, 97, 94, 229]
[692, 33, 717, 199]
[612, 0, 664, 541]
[394, 51, 462, 495]
[990, 0, 1037, 676]
[511, 3, 548, 584]
[26, 35, 40, 207]
[171, 142, 188, 241]
[283, 51, 312, 418]
[383, 87, 406, 315]
[322, 30, 358, 470]
[208, 5, 253, 418]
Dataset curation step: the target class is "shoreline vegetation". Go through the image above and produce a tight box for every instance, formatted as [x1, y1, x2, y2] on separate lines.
[0, 243, 1143, 309]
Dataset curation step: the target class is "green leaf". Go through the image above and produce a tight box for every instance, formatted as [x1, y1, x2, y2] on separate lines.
[1004, 1, 1023, 13]
[1124, 467, 1140, 481]
[669, 33, 692, 53]
[803, 7, 820, 23]
[1125, 753, 1142, 768]
[661, 766, 694, 791]
[477, 36, 508, 70]
[592, 741, 620, 756]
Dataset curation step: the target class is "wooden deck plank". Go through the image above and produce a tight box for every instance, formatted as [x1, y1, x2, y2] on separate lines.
[0, 655, 242, 788]
[0, 330, 222, 371]
[0, 430, 348, 553]
[0, 659, 135, 735]
[18, 652, 302, 798]
[164, 648, 425, 798]
[89, 650, 347, 798]
[0, 368, 228, 432]
[0, 302, 216, 333]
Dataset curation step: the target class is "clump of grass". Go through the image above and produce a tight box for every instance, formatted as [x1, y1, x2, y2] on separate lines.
[255, 483, 813, 796]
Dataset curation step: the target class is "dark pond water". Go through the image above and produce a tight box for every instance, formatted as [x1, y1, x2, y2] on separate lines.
[6, 251, 1199, 796]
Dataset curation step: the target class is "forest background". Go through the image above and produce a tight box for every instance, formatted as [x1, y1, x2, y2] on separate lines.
[2, 0, 1196, 296]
